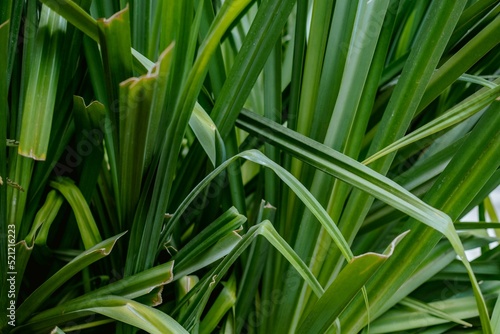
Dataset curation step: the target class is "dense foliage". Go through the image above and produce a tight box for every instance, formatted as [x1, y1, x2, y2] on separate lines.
[1, 0, 500, 333]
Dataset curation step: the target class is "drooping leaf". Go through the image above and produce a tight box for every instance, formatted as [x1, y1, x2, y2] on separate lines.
[16, 232, 126, 324]
[50, 177, 102, 249]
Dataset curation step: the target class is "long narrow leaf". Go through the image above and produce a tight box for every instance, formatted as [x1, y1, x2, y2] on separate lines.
[166, 149, 355, 262]
[27, 261, 174, 326]
[18, 5, 66, 160]
[365, 80, 500, 164]
[16, 232, 126, 324]
[297, 231, 408, 334]
[177, 220, 323, 330]
[16, 296, 188, 334]
[50, 178, 102, 249]
[236, 111, 454, 240]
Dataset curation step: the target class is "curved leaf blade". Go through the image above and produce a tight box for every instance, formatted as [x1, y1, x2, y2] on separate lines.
[16, 232, 126, 324]
[297, 231, 408, 334]
[50, 177, 102, 249]
[166, 149, 354, 262]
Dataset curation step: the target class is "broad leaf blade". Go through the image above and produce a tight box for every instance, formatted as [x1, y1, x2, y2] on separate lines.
[18, 6, 66, 160]
[297, 231, 408, 334]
